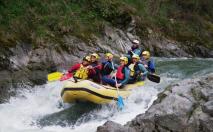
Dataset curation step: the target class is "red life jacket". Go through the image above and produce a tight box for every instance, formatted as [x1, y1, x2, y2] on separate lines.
[116, 66, 124, 80]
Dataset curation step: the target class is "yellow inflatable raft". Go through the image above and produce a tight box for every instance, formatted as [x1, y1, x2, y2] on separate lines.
[61, 79, 144, 104]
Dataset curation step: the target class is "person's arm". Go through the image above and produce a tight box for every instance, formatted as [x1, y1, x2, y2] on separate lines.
[88, 68, 96, 75]
[138, 64, 148, 76]
[149, 59, 155, 73]
[102, 61, 107, 68]
[88, 64, 102, 74]
[127, 48, 133, 56]
[141, 57, 148, 66]
[108, 62, 114, 70]
[95, 64, 102, 71]
[112, 62, 119, 70]
[120, 67, 130, 85]
[68, 63, 81, 73]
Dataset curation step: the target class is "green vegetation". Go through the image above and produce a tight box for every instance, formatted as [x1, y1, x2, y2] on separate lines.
[0, 0, 129, 47]
[0, 0, 213, 49]
[124, 0, 213, 49]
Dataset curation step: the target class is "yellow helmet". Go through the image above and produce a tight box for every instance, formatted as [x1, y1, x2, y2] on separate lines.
[120, 56, 128, 64]
[83, 56, 90, 62]
[91, 53, 100, 60]
[105, 53, 113, 58]
[142, 51, 150, 59]
[132, 54, 140, 60]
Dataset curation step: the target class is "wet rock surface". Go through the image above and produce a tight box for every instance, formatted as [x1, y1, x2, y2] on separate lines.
[142, 33, 213, 58]
[97, 121, 136, 132]
[203, 100, 213, 116]
[97, 74, 213, 132]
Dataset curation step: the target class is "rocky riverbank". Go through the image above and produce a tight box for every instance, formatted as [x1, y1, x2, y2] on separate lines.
[97, 73, 213, 132]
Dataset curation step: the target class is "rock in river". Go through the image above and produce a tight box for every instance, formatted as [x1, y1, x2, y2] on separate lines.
[97, 74, 213, 132]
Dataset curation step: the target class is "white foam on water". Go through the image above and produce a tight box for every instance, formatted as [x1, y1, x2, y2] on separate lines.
[0, 81, 64, 132]
[0, 79, 163, 132]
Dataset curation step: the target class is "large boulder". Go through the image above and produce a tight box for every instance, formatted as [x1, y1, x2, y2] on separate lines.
[127, 74, 213, 132]
[97, 74, 213, 132]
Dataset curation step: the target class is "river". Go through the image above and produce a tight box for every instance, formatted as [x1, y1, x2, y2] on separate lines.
[0, 58, 213, 132]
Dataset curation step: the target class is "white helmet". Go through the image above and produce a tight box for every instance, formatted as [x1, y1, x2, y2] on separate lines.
[133, 39, 139, 44]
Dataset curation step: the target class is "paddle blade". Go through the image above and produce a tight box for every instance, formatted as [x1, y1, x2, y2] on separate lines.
[117, 96, 124, 110]
[48, 72, 63, 81]
[60, 73, 73, 81]
[147, 73, 160, 83]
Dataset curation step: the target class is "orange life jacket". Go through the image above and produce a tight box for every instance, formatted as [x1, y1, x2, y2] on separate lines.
[116, 66, 124, 80]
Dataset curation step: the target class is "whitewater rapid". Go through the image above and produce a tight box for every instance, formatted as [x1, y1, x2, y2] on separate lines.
[0, 79, 162, 132]
[0, 58, 212, 132]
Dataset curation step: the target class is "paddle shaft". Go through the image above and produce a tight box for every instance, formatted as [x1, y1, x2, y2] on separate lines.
[112, 62, 121, 97]
[114, 75, 120, 95]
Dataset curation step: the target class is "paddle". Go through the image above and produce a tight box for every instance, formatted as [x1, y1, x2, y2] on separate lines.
[47, 72, 73, 82]
[60, 73, 73, 81]
[112, 62, 124, 110]
[115, 77, 124, 110]
[147, 73, 160, 83]
[47, 72, 63, 81]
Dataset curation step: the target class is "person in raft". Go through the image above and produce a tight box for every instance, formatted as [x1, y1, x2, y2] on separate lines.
[101, 53, 116, 84]
[128, 54, 148, 83]
[87, 53, 102, 83]
[126, 39, 142, 65]
[102, 56, 130, 88]
[67, 56, 91, 79]
[141, 51, 155, 74]
[101, 53, 115, 77]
